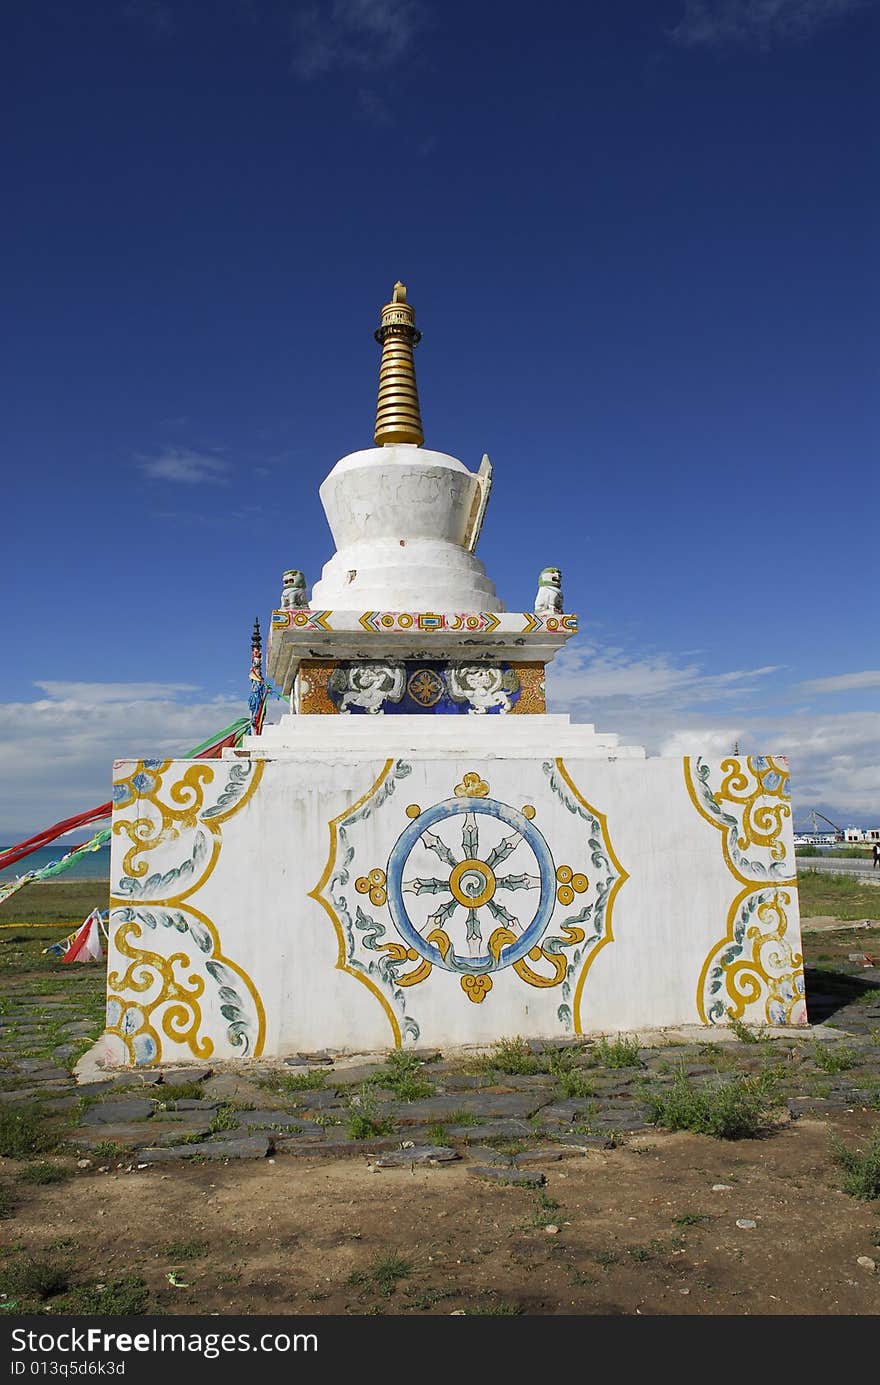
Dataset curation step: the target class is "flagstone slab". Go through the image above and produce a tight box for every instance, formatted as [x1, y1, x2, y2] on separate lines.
[374, 1146, 460, 1167]
[161, 1099, 220, 1112]
[68, 1119, 205, 1150]
[201, 1074, 278, 1105]
[384, 1093, 550, 1123]
[137, 1135, 271, 1163]
[233, 1109, 309, 1131]
[262, 1119, 328, 1140]
[550, 1133, 614, 1151]
[446, 1119, 534, 1142]
[513, 1147, 564, 1165]
[533, 1100, 599, 1126]
[271, 1134, 402, 1158]
[288, 1090, 347, 1111]
[81, 1099, 156, 1124]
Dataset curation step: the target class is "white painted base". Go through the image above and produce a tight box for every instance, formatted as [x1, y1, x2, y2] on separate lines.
[101, 751, 804, 1066]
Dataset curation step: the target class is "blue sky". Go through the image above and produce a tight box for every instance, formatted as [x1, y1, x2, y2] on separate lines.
[2, 0, 877, 838]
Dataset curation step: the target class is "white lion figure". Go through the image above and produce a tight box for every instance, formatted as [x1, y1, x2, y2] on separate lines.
[534, 566, 563, 614]
[447, 664, 519, 715]
[329, 663, 406, 714]
[280, 569, 308, 610]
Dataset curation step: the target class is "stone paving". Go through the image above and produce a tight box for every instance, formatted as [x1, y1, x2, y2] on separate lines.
[0, 954, 878, 1172]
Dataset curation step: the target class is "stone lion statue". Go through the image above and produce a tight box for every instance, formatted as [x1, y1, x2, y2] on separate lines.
[534, 566, 563, 614]
[280, 569, 308, 610]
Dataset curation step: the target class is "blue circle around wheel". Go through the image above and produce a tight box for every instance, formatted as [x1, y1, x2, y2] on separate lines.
[385, 797, 556, 975]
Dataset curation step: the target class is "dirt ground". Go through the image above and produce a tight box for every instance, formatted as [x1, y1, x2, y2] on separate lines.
[1, 883, 879, 1317]
[2, 1110, 879, 1316]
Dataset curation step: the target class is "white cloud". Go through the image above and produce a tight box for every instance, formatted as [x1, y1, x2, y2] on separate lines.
[139, 448, 232, 484]
[798, 670, 880, 695]
[290, 0, 424, 79]
[548, 643, 780, 710]
[547, 640, 880, 825]
[0, 685, 245, 839]
[33, 681, 200, 705]
[671, 0, 867, 47]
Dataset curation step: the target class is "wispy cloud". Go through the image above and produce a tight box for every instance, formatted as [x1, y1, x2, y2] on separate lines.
[546, 639, 880, 823]
[139, 448, 232, 484]
[290, 0, 424, 79]
[33, 681, 200, 705]
[671, 0, 867, 48]
[548, 642, 780, 709]
[0, 684, 245, 837]
[798, 670, 880, 695]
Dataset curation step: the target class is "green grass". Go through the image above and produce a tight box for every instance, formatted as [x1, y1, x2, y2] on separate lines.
[673, 1212, 713, 1226]
[16, 1161, 71, 1185]
[554, 1067, 596, 1099]
[469, 1302, 523, 1315]
[90, 1140, 127, 1159]
[832, 1129, 880, 1199]
[0, 881, 108, 927]
[157, 1082, 208, 1103]
[57, 1276, 150, 1316]
[811, 1042, 858, 1073]
[726, 1016, 769, 1044]
[0, 1106, 59, 1159]
[207, 1104, 240, 1135]
[369, 1049, 435, 1101]
[347, 1252, 413, 1299]
[346, 1085, 396, 1141]
[472, 1037, 544, 1075]
[162, 1240, 209, 1261]
[0, 1258, 70, 1302]
[592, 1035, 643, 1069]
[446, 1109, 479, 1127]
[277, 1069, 327, 1093]
[797, 870, 880, 920]
[347, 1112, 396, 1140]
[643, 1072, 773, 1139]
[426, 1123, 448, 1144]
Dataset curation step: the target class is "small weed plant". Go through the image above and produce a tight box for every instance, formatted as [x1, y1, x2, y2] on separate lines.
[370, 1050, 435, 1102]
[16, 1162, 70, 1186]
[346, 1086, 396, 1140]
[347, 1253, 413, 1299]
[643, 1072, 772, 1140]
[811, 1042, 857, 1074]
[279, 1070, 327, 1093]
[592, 1036, 643, 1069]
[832, 1130, 880, 1200]
[0, 1107, 57, 1159]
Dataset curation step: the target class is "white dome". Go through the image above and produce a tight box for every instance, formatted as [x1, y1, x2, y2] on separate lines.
[310, 445, 502, 612]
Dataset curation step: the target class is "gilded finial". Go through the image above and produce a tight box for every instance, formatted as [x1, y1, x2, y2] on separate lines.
[373, 281, 424, 447]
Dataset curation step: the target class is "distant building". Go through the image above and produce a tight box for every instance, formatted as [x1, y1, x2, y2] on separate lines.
[843, 827, 880, 843]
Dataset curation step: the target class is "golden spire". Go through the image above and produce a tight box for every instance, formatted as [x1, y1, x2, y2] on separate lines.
[373, 281, 424, 446]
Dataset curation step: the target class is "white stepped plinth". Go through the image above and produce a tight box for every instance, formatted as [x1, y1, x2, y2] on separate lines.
[240, 713, 645, 761]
